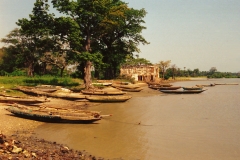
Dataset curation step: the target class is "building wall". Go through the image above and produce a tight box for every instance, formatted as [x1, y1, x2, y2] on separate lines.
[120, 65, 159, 82]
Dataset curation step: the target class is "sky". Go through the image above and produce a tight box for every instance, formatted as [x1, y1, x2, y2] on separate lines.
[0, 0, 240, 72]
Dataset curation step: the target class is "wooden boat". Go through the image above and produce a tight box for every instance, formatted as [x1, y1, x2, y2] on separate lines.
[86, 95, 132, 102]
[115, 87, 143, 92]
[35, 88, 58, 93]
[0, 96, 49, 104]
[214, 83, 239, 85]
[112, 83, 140, 89]
[147, 82, 172, 87]
[81, 89, 126, 95]
[148, 84, 173, 90]
[160, 89, 206, 94]
[5, 104, 102, 123]
[92, 82, 112, 86]
[196, 84, 215, 87]
[159, 86, 182, 90]
[182, 87, 203, 90]
[14, 87, 86, 100]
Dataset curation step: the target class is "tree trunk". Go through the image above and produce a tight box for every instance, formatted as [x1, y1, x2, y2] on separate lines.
[27, 61, 34, 77]
[60, 67, 65, 77]
[84, 60, 92, 90]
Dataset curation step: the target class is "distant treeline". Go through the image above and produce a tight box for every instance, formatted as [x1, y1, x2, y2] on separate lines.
[164, 68, 240, 79]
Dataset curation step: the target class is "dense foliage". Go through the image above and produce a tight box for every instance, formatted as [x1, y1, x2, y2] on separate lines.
[0, 0, 148, 89]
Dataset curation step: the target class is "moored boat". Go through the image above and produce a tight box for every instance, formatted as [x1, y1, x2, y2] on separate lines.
[0, 96, 49, 104]
[115, 87, 143, 92]
[81, 89, 126, 95]
[148, 84, 173, 90]
[214, 83, 239, 85]
[160, 89, 206, 94]
[86, 95, 132, 102]
[112, 83, 141, 89]
[196, 84, 215, 87]
[14, 86, 86, 100]
[182, 87, 203, 90]
[159, 86, 182, 90]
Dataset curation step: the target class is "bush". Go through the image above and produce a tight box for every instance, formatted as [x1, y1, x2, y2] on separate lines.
[22, 77, 80, 86]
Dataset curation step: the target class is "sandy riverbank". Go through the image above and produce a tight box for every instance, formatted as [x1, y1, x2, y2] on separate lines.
[0, 97, 105, 159]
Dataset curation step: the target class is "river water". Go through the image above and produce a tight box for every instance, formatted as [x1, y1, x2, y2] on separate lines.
[35, 78, 240, 160]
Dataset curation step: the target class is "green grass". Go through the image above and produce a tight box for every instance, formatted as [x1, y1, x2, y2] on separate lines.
[0, 76, 84, 96]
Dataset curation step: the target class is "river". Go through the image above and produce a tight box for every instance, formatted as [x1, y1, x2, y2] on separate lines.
[35, 78, 240, 160]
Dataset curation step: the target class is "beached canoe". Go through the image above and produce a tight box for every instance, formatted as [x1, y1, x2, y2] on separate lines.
[159, 86, 182, 90]
[196, 84, 215, 87]
[34, 88, 58, 93]
[182, 87, 203, 90]
[148, 84, 173, 90]
[92, 82, 112, 86]
[112, 83, 141, 89]
[214, 83, 239, 85]
[147, 82, 172, 87]
[160, 89, 206, 94]
[115, 87, 143, 92]
[14, 87, 86, 100]
[81, 89, 126, 95]
[0, 96, 49, 105]
[86, 95, 132, 102]
[5, 104, 102, 123]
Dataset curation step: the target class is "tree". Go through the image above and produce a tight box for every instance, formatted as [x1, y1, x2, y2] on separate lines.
[193, 68, 200, 77]
[51, 0, 148, 89]
[209, 67, 217, 74]
[158, 60, 171, 79]
[122, 55, 152, 67]
[15, 0, 55, 76]
[98, 6, 148, 79]
[1, 28, 39, 76]
[170, 64, 177, 80]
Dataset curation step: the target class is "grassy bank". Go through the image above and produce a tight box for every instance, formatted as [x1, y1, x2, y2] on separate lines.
[0, 76, 83, 96]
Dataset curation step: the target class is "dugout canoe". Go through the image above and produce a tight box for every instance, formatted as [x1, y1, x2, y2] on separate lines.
[159, 86, 182, 90]
[112, 83, 141, 89]
[14, 86, 86, 100]
[86, 95, 132, 102]
[5, 104, 102, 123]
[115, 87, 143, 92]
[160, 89, 206, 94]
[81, 89, 126, 95]
[182, 86, 203, 90]
[0, 96, 49, 104]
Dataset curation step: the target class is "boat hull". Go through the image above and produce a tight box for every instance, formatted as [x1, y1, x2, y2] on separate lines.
[5, 106, 101, 123]
[160, 90, 206, 94]
[159, 86, 182, 90]
[86, 95, 132, 102]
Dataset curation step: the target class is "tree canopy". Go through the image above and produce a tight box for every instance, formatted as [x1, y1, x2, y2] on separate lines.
[10, 0, 147, 89]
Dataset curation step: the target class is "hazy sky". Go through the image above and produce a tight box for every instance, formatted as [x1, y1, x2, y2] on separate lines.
[1, 0, 239, 72]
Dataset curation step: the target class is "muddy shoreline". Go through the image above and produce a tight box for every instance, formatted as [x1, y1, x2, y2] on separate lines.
[0, 97, 106, 159]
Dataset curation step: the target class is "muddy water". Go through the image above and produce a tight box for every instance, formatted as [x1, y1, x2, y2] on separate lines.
[35, 79, 240, 160]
